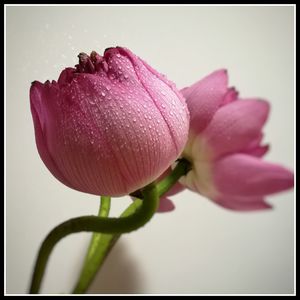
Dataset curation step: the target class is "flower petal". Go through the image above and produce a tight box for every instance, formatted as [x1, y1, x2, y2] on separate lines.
[116, 47, 190, 155]
[157, 197, 176, 213]
[213, 154, 294, 197]
[242, 144, 270, 157]
[57, 67, 76, 85]
[30, 82, 73, 188]
[214, 195, 272, 211]
[202, 99, 270, 159]
[181, 69, 228, 133]
[221, 87, 239, 106]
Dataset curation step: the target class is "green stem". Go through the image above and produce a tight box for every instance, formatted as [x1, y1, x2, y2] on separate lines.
[72, 196, 111, 293]
[157, 158, 192, 196]
[85, 196, 111, 263]
[72, 199, 143, 294]
[72, 158, 192, 294]
[29, 182, 158, 294]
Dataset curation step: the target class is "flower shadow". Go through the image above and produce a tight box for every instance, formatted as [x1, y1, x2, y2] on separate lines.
[86, 239, 144, 294]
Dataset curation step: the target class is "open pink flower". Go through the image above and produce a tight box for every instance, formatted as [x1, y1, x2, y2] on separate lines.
[160, 69, 294, 211]
[30, 47, 189, 197]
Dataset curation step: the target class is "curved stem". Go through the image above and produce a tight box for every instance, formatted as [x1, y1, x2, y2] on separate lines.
[72, 199, 142, 294]
[29, 182, 158, 294]
[72, 196, 111, 293]
[72, 158, 192, 294]
[157, 158, 192, 196]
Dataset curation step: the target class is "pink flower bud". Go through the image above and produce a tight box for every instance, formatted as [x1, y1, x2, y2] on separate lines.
[30, 47, 189, 196]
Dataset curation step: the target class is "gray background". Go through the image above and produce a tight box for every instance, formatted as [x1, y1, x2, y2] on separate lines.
[6, 5, 294, 294]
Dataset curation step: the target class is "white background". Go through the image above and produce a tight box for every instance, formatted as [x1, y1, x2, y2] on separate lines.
[6, 5, 294, 294]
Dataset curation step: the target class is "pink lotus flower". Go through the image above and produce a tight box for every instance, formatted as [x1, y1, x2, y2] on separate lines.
[159, 69, 294, 211]
[30, 47, 189, 197]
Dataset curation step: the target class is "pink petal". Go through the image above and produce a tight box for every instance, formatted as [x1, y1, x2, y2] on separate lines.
[213, 154, 294, 197]
[214, 195, 272, 211]
[240, 132, 269, 157]
[181, 69, 228, 133]
[202, 99, 270, 159]
[30, 82, 73, 188]
[157, 197, 176, 213]
[221, 87, 239, 106]
[242, 144, 270, 157]
[115, 47, 190, 155]
[57, 67, 76, 85]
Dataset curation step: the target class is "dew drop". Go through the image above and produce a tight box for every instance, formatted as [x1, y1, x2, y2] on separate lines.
[106, 85, 111, 91]
[162, 104, 166, 109]
[116, 53, 121, 58]
[133, 118, 136, 122]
